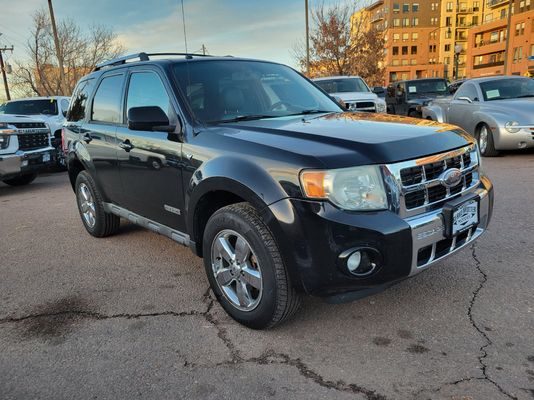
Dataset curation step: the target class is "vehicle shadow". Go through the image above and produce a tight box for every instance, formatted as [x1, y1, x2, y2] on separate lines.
[0, 172, 68, 197]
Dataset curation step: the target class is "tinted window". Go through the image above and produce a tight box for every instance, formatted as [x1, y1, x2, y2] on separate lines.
[5, 99, 58, 116]
[405, 80, 447, 96]
[315, 78, 370, 94]
[479, 78, 534, 101]
[455, 83, 478, 101]
[67, 79, 95, 122]
[92, 74, 124, 123]
[173, 60, 340, 123]
[126, 72, 172, 119]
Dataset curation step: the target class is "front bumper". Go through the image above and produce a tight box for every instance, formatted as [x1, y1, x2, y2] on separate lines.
[0, 147, 55, 180]
[495, 126, 534, 150]
[266, 176, 493, 299]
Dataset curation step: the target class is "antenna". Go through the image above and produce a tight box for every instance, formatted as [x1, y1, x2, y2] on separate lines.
[180, 0, 188, 54]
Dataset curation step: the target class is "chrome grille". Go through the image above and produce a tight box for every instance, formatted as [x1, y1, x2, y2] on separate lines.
[384, 145, 480, 218]
[17, 133, 49, 150]
[10, 122, 47, 129]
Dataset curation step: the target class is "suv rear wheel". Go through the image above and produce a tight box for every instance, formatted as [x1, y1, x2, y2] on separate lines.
[2, 173, 37, 186]
[75, 171, 120, 237]
[203, 203, 301, 329]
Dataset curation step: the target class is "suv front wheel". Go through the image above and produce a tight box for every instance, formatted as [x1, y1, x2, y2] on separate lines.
[75, 171, 120, 237]
[203, 203, 301, 329]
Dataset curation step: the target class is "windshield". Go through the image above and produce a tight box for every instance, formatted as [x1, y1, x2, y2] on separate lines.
[4, 99, 58, 115]
[479, 78, 534, 101]
[405, 80, 448, 97]
[314, 78, 370, 94]
[173, 60, 341, 124]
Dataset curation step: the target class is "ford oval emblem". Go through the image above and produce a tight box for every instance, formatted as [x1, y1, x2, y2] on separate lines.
[440, 168, 463, 188]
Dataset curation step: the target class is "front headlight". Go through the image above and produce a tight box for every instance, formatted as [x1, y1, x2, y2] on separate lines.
[504, 121, 521, 133]
[376, 101, 387, 113]
[0, 134, 10, 149]
[300, 165, 388, 211]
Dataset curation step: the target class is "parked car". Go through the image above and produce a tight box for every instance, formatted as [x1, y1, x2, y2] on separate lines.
[448, 79, 467, 94]
[423, 76, 534, 157]
[313, 76, 387, 113]
[372, 86, 387, 98]
[2, 96, 70, 167]
[0, 114, 54, 186]
[386, 78, 449, 118]
[64, 53, 493, 329]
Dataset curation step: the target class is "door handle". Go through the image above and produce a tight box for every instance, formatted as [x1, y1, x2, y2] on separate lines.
[82, 133, 92, 143]
[119, 139, 134, 152]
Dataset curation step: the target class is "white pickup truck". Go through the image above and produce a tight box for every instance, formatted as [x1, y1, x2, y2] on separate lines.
[0, 114, 54, 186]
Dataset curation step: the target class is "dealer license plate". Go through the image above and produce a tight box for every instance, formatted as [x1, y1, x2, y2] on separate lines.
[452, 199, 478, 235]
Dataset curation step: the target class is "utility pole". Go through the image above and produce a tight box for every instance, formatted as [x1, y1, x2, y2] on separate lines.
[503, 0, 513, 75]
[0, 44, 13, 101]
[201, 44, 207, 55]
[47, 0, 66, 94]
[305, 0, 310, 76]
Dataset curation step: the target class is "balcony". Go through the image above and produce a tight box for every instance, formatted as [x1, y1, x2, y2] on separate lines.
[473, 60, 505, 69]
[486, 0, 509, 8]
[371, 12, 385, 23]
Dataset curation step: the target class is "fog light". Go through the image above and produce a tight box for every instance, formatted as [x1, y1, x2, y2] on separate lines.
[347, 251, 362, 272]
[340, 248, 381, 277]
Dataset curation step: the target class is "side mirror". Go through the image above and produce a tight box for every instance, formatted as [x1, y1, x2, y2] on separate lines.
[127, 106, 175, 132]
[457, 96, 472, 103]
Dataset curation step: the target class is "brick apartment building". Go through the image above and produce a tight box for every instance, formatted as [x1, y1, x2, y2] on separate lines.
[358, 0, 534, 84]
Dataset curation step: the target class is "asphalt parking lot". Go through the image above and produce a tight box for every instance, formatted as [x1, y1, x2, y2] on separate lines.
[1, 152, 533, 400]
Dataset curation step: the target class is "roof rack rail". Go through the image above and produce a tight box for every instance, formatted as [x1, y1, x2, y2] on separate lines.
[93, 52, 214, 71]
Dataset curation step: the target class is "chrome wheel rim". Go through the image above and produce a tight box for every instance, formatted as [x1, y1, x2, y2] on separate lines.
[479, 126, 488, 154]
[211, 229, 263, 312]
[78, 183, 96, 228]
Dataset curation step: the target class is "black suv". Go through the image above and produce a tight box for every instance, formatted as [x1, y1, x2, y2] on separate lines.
[386, 78, 449, 118]
[64, 53, 493, 329]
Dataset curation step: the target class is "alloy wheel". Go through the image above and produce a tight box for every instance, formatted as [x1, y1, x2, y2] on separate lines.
[78, 183, 96, 228]
[211, 229, 263, 311]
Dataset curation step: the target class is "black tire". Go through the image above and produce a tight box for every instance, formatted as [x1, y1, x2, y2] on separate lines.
[476, 123, 499, 157]
[408, 110, 421, 118]
[75, 170, 120, 237]
[203, 203, 301, 329]
[2, 173, 37, 186]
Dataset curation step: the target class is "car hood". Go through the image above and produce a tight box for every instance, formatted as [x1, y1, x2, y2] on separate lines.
[209, 112, 472, 168]
[331, 92, 380, 102]
[482, 98, 534, 122]
[0, 114, 47, 123]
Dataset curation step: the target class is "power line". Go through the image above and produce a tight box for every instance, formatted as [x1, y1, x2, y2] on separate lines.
[0, 43, 14, 100]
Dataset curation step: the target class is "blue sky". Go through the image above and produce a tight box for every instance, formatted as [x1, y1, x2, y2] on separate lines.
[0, 0, 346, 73]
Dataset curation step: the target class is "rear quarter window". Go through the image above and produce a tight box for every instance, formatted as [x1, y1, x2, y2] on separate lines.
[67, 79, 95, 122]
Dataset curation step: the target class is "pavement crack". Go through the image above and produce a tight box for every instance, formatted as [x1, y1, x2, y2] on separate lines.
[468, 243, 518, 400]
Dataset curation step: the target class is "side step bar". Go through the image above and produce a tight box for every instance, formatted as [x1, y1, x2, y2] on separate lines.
[103, 203, 193, 247]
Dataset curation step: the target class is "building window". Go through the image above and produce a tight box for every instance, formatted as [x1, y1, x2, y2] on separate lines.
[412, 3, 419, 12]
[393, 18, 400, 27]
[474, 55, 483, 66]
[490, 31, 499, 43]
[485, 14, 493, 23]
[392, 59, 400, 66]
[531, 44, 534, 57]
[411, 59, 417, 65]
[412, 32, 419, 40]
[431, 17, 438, 25]
[513, 47, 523, 63]
[411, 46, 418, 54]
[515, 22, 525, 36]
[444, 57, 451, 65]
[402, 33, 409, 41]
[412, 17, 419, 26]
[431, 2, 439, 11]
[446, 17, 452, 26]
[445, 44, 451, 52]
[473, 1, 480, 11]
[446, 2, 453, 11]
[403, 3, 409, 12]
[402, 46, 409, 55]
[393, 33, 400, 42]
[402, 18, 410, 27]
[472, 16, 479, 26]
[402, 59, 409, 66]
[459, 2, 467, 11]
[393, 3, 400, 13]
[393, 46, 399, 55]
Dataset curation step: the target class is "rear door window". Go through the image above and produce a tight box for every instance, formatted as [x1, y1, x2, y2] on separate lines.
[91, 74, 125, 124]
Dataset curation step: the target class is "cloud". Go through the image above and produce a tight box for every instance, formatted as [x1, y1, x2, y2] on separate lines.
[115, 0, 305, 67]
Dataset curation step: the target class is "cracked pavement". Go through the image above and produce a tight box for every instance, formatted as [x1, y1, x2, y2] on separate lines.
[1, 151, 533, 400]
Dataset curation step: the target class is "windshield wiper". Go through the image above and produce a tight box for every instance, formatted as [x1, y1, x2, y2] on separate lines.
[285, 109, 334, 117]
[515, 94, 534, 98]
[212, 114, 280, 123]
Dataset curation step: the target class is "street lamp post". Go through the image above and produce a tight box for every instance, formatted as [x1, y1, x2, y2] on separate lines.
[305, 0, 310, 76]
[454, 44, 463, 79]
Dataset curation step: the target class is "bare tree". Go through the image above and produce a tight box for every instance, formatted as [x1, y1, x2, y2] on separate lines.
[294, 1, 385, 85]
[11, 9, 124, 97]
